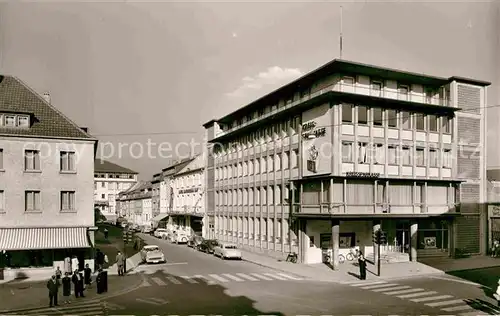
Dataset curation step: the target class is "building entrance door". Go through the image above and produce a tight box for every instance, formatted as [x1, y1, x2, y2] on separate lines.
[396, 220, 410, 254]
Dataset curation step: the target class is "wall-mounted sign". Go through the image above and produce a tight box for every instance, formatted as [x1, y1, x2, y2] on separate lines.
[302, 121, 327, 139]
[489, 205, 500, 217]
[302, 104, 332, 177]
[306, 145, 319, 173]
[423, 237, 437, 249]
[179, 188, 199, 194]
[345, 172, 380, 178]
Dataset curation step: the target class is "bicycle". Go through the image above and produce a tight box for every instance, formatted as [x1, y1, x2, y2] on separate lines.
[346, 248, 360, 261]
[286, 252, 298, 263]
[323, 250, 345, 264]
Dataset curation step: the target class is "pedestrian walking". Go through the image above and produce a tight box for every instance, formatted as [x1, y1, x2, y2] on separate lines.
[104, 228, 109, 239]
[71, 269, 85, 298]
[96, 268, 104, 294]
[46, 275, 60, 307]
[55, 266, 62, 280]
[95, 249, 104, 272]
[62, 272, 71, 304]
[115, 251, 125, 276]
[84, 263, 92, 288]
[358, 251, 366, 280]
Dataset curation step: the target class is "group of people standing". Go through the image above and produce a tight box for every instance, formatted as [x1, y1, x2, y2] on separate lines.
[47, 263, 94, 307]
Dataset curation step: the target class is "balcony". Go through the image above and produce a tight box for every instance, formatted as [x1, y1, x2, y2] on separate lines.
[215, 83, 450, 138]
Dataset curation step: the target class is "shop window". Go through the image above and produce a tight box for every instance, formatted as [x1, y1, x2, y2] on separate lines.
[417, 219, 449, 250]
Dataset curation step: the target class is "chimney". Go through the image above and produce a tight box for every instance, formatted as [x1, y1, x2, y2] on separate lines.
[80, 127, 88, 133]
[43, 92, 51, 104]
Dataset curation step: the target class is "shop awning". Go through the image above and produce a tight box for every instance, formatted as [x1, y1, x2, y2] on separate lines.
[152, 213, 169, 222]
[0, 227, 90, 251]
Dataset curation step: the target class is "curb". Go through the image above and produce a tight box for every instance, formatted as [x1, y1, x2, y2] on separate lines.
[0, 274, 143, 314]
[442, 264, 500, 274]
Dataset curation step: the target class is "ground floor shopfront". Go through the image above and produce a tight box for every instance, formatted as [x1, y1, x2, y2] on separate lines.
[169, 214, 205, 237]
[0, 227, 95, 280]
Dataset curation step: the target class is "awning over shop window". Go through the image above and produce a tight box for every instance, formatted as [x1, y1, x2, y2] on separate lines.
[0, 227, 90, 251]
[152, 213, 169, 222]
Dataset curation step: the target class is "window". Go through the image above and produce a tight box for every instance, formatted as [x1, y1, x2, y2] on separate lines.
[24, 150, 40, 171]
[387, 110, 397, 128]
[374, 144, 384, 164]
[443, 149, 452, 168]
[303, 182, 321, 205]
[371, 81, 383, 97]
[342, 76, 355, 85]
[429, 148, 438, 167]
[0, 190, 3, 212]
[101, 182, 105, 187]
[292, 150, 299, 169]
[357, 106, 368, 125]
[401, 111, 411, 129]
[342, 104, 353, 123]
[61, 191, 75, 211]
[0, 148, 3, 169]
[17, 116, 29, 127]
[101, 194, 105, 199]
[428, 115, 438, 132]
[5, 115, 15, 126]
[60, 151, 76, 172]
[415, 148, 425, 166]
[425, 89, 434, 103]
[442, 116, 452, 134]
[260, 157, 266, 173]
[358, 142, 368, 163]
[416, 114, 425, 131]
[398, 84, 409, 100]
[372, 108, 383, 126]
[342, 142, 353, 162]
[388, 145, 397, 165]
[25, 191, 41, 212]
[401, 146, 411, 165]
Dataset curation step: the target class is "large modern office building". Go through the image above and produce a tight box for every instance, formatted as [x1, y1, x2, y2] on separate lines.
[203, 59, 489, 267]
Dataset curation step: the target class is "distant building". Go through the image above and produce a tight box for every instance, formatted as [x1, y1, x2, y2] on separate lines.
[204, 59, 489, 265]
[0, 76, 97, 279]
[116, 181, 153, 227]
[94, 159, 138, 223]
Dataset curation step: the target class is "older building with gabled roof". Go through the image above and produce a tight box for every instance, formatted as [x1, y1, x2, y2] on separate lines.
[0, 75, 98, 280]
[94, 159, 138, 224]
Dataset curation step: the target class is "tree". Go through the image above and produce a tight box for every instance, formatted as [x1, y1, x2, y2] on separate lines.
[94, 207, 106, 224]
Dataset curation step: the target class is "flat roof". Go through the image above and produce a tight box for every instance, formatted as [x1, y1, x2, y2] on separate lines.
[205, 59, 491, 126]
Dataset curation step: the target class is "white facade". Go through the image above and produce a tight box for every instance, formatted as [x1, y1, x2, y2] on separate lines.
[94, 170, 137, 220]
[142, 197, 153, 227]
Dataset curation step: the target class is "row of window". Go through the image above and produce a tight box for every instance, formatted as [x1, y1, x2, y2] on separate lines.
[341, 142, 453, 168]
[94, 173, 135, 179]
[216, 150, 299, 180]
[0, 113, 30, 128]
[94, 181, 133, 191]
[341, 104, 452, 133]
[216, 185, 292, 206]
[0, 149, 76, 172]
[0, 190, 76, 212]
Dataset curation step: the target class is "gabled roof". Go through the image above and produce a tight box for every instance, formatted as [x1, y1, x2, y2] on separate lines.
[94, 159, 138, 174]
[0, 76, 95, 140]
[174, 154, 204, 176]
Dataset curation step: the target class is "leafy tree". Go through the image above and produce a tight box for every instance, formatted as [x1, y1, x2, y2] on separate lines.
[94, 207, 106, 224]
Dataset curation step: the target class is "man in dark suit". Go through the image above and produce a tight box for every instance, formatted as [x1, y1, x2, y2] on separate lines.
[71, 269, 85, 298]
[46, 275, 60, 307]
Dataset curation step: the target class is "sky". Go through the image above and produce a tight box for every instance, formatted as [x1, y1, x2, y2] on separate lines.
[0, 0, 498, 179]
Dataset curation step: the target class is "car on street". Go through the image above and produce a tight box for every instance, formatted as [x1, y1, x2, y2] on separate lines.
[187, 235, 204, 248]
[197, 239, 219, 254]
[213, 243, 242, 260]
[142, 226, 153, 234]
[154, 228, 169, 239]
[168, 230, 190, 244]
[140, 245, 166, 264]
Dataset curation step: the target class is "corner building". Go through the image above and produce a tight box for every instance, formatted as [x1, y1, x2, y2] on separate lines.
[203, 59, 489, 266]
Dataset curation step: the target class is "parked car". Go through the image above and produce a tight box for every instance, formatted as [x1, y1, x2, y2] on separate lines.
[187, 235, 204, 248]
[142, 226, 153, 234]
[213, 243, 242, 260]
[154, 228, 169, 239]
[140, 245, 166, 264]
[168, 230, 190, 244]
[198, 239, 219, 254]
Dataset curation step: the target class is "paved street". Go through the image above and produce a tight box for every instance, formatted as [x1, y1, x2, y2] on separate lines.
[5, 236, 500, 315]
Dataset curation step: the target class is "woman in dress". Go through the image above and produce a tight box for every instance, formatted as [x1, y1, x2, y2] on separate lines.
[62, 272, 72, 304]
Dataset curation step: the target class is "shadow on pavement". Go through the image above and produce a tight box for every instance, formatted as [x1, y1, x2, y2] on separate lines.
[464, 298, 500, 315]
[135, 268, 286, 316]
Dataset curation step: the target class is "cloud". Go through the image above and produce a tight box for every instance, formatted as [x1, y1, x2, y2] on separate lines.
[226, 66, 303, 98]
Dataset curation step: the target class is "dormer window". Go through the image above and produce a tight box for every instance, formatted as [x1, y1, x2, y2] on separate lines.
[0, 113, 30, 128]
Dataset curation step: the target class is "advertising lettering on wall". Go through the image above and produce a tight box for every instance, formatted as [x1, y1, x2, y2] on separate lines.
[301, 103, 332, 177]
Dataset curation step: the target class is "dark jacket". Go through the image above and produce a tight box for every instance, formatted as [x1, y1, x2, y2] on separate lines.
[72, 272, 84, 286]
[62, 277, 71, 296]
[47, 278, 59, 294]
[84, 267, 91, 284]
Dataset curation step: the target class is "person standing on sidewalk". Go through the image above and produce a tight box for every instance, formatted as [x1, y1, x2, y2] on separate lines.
[55, 266, 62, 280]
[62, 272, 71, 304]
[358, 252, 367, 280]
[84, 263, 92, 288]
[71, 269, 85, 298]
[115, 251, 125, 276]
[46, 275, 60, 307]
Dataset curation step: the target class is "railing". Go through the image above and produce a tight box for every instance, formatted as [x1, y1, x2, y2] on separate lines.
[216, 83, 450, 137]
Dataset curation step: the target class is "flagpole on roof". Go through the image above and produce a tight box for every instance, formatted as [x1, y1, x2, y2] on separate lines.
[340, 5, 343, 59]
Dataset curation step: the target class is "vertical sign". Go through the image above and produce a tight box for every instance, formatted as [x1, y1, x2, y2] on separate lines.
[301, 103, 332, 177]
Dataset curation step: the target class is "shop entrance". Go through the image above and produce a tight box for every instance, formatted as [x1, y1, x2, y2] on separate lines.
[395, 220, 410, 254]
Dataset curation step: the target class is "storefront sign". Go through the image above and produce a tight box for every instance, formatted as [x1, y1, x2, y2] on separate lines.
[306, 145, 319, 173]
[345, 172, 380, 178]
[178, 188, 199, 194]
[491, 205, 500, 217]
[302, 121, 327, 139]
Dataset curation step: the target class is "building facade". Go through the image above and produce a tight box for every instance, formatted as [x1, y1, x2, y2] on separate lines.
[151, 172, 162, 219]
[94, 159, 138, 223]
[204, 59, 489, 266]
[170, 154, 206, 237]
[0, 77, 97, 278]
[117, 181, 153, 228]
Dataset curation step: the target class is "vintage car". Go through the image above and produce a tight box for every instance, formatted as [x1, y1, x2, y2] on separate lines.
[197, 239, 219, 254]
[187, 235, 204, 248]
[168, 230, 190, 244]
[213, 243, 242, 260]
[140, 245, 166, 264]
[154, 228, 169, 239]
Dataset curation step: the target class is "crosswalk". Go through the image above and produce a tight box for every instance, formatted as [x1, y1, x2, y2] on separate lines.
[346, 280, 498, 315]
[140, 270, 304, 287]
[2, 300, 125, 316]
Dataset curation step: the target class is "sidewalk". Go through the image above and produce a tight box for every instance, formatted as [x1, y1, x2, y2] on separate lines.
[0, 273, 143, 312]
[240, 249, 500, 283]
